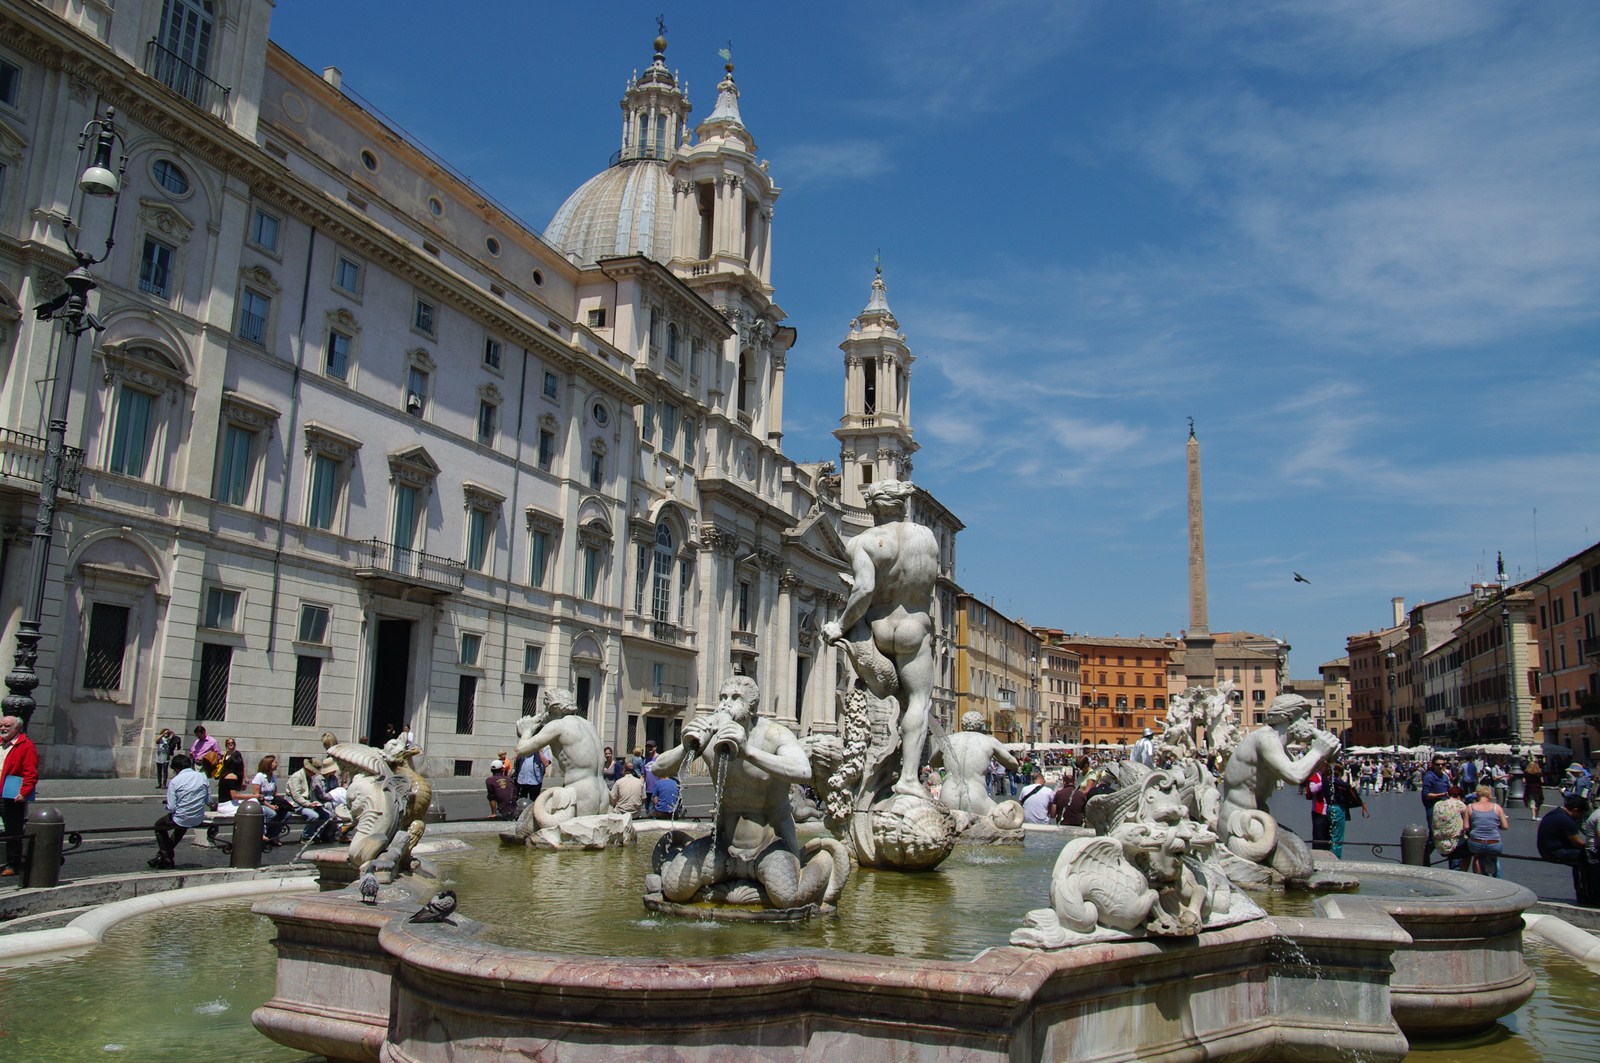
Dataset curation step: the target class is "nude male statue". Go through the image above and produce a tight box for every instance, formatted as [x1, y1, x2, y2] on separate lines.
[513, 688, 609, 827]
[1218, 693, 1339, 871]
[930, 711, 1019, 816]
[651, 676, 845, 908]
[822, 479, 940, 800]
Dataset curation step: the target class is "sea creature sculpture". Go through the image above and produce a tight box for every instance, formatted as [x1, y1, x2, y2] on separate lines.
[1012, 763, 1243, 947]
[1215, 695, 1340, 888]
[646, 676, 850, 915]
[320, 731, 431, 882]
[510, 688, 611, 840]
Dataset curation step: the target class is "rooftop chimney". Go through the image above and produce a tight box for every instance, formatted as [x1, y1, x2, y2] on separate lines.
[1391, 597, 1405, 628]
[322, 66, 343, 90]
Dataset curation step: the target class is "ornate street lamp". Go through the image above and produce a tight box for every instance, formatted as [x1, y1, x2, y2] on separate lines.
[2, 108, 127, 725]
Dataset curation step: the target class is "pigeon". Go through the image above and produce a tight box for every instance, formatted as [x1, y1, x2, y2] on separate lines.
[1293, 572, 1310, 584]
[408, 889, 457, 924]
[358, 872, 380, 906]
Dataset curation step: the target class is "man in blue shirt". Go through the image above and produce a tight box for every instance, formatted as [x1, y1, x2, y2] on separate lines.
[150, 753, 211, 869]
[516, 746, 547, 804]
[652, 772, 681, 819]
[1420, 755, 1453, 852]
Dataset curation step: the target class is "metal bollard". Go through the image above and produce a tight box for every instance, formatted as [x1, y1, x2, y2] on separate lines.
[23, 806, 65, 889]
[1400, 824, 1429, 866]
[230, 799, 264, 869]
[426, 799, 446, 824]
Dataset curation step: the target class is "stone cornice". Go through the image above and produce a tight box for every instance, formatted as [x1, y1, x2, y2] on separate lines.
[0, 5, 652, 406]
[594, 256, 734, 340]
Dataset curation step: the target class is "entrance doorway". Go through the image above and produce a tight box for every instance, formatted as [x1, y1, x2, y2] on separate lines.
[369, 618, 412, 743]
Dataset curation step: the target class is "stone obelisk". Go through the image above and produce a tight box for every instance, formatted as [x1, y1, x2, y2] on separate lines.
[1184, 420, 1217, 688]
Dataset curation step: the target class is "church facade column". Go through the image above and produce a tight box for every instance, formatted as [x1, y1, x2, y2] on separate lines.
[774, 569, 798, 726]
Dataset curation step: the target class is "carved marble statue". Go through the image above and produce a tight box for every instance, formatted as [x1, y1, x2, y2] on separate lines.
[1012, 761, 1254, 948]
[1215, 693, 1340, 887]
[646, 676, 849, 913]
[822, 479, 939, 800]
[320, 732, 430, 883]
[816, 480, 958, 870]
[1158, 681, 1242, 768]
[929, 711, 1025, 837]
[510, 688, 633, 850]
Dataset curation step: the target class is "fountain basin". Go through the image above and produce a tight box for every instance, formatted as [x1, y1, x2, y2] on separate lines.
[254, 878, 1408, 1063]
[249, 841, 1538, 1061]
[1306, 862, 1538, 1037]
[249, 860, 1413, 1061]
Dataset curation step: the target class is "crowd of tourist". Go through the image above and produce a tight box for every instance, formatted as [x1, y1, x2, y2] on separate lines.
[143, 724, 384, 869]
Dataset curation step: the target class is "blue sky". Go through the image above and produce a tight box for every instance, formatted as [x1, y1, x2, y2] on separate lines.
[269, 1, 1600, 671]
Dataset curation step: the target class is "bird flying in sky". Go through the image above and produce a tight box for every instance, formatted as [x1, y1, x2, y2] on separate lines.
[1293, 572, 1310, 584]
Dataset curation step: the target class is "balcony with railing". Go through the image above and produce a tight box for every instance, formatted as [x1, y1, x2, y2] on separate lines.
[354, 539, 465, 596]
[144, 39, 231, 119]
[0, 428, 84, 494]
[643, 685, 690, 711]
[731, 629, 758, 654]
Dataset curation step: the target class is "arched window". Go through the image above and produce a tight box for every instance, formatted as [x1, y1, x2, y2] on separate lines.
[651, 525, 674, 622]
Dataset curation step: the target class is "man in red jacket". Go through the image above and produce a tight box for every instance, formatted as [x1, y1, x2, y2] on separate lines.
[0, 715, 41, 876]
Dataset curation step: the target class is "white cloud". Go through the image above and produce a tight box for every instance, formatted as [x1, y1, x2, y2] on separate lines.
[1113, 5, 1600, 350]
[771, 140, 894, 189]
[843, 0, 1088, 122]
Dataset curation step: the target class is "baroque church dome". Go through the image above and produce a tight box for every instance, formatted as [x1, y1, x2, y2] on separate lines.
[545, 161, 674, 266]
[544, 33, 690, 267]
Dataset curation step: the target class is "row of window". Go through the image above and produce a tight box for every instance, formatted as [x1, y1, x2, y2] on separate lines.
[89, 585, 554, 732]
[646, 307, 704, 375]
[137, 408, 620, 602]
[640, 400, 697, 464]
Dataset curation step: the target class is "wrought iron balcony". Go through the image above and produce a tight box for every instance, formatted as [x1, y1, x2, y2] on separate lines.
[354, 539, 465, 594]
[144, 39, 231, 118]
[0, 428, 83, 493]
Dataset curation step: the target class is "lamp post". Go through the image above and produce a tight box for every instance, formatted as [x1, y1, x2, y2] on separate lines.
[1088, 685, 1098, 750]
[1501, 600, 1513, 745]
[1, 108, 126, 726]
[1386, 650, 1398, 756]
[1028, 654, 1039, 751]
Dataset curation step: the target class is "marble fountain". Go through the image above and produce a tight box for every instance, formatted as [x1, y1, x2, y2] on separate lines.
[242, 483, 1553, 1062]
[1, 482, 1582, 1060]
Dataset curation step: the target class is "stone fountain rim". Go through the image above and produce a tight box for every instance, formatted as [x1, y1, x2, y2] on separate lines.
[370, 907, 1309, 998]
[1315, 861, 1537, 919]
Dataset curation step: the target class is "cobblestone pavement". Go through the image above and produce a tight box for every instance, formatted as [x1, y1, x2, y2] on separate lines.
[3, 775, 1590, 908]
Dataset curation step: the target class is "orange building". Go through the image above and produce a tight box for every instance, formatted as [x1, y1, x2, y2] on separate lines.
[1526, 540, 1600, 761]
[1056, 635, 1173, 751]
